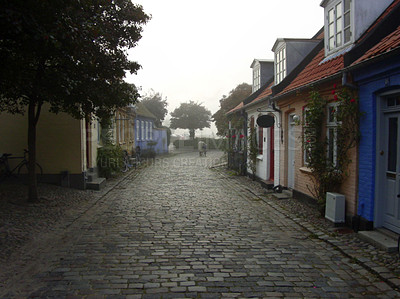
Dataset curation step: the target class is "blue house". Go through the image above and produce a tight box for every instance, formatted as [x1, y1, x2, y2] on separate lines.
[346, 0, 400, 233]
[135, 102, 168, 155]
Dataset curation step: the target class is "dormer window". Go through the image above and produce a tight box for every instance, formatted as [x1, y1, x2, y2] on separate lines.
[253, 65, 261, 92]
[275, 46, 286, 85]
[326, 0, 352, 54]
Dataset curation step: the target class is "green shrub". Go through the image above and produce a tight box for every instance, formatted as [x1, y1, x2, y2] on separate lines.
[97, 145, 124, 178]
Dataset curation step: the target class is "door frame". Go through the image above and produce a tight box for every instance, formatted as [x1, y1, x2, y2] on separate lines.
[287, 113, 296, 189]
[375, 89, 400, 231]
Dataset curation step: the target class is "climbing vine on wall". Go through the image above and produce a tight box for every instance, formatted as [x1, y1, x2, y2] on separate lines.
[302, 86, 361, 212]
[247, 117, 258, 180]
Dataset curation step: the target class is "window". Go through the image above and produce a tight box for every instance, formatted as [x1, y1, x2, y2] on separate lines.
[141, 120, 144, 141]
[121, 117, 125, 143]
[303, 108, 311, 166]
[253, 65, 261, 92]
[149, 122, 153, 140]
[275, 47, 286, 84]
[136, 120, 140, 141]
[327, 0, 352, 53]
[327, 103, 340, 166]
[145, 121, 148, 140]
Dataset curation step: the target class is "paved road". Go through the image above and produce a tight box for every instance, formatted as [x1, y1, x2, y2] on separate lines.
[2, 151, 398, 298]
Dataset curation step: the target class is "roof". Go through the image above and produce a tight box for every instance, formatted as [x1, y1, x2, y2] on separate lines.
[276, 0, 400, 97]
[135, 102, 157, 120]
[250, 59, 273, 68]
[244, 81, 274, 108]
[278, 46, 343, 95]
[226, 102, 243, 115]
[272, 38, 320, 52]
[353, 25, 400, 65]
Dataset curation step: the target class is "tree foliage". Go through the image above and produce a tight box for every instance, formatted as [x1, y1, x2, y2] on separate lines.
[141, 90, 168, 127]
[212, 83, 252, 136]
[0, 0, 150, 201]
[170, 101, 211, 139]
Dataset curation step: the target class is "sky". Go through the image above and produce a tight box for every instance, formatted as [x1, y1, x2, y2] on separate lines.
[126, 0, 324, 137]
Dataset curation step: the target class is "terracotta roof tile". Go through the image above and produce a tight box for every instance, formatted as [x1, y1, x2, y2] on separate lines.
[353, 25, 400, 65]
[227, 102, 243, 114]
[279, 48, 344, 95]
[245, 81, 274, 107]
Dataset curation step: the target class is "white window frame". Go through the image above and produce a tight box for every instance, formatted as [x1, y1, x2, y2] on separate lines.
[136, 120, 140, 141]
[121, 117, 125, 143]
[325, 0, 353, 54]
[327, 103, 340, 167]
[141, 120, 144, 141]
[149, 122, 153, 140]
[275, 46, 286, 85]
[253, 65, 261, 92]
[303, 108, 311, 166]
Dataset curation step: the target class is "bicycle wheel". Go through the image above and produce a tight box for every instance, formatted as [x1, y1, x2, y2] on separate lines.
[17, 162, 43, 176]
[0, 161, 8, 181]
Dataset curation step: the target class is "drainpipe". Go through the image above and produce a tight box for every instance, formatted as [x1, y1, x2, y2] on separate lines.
[271, 100, 283, 144]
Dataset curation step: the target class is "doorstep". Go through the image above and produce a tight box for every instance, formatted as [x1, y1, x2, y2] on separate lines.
[358, 228, 399, 253]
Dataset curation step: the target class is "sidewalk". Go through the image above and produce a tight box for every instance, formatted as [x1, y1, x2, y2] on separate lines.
[213, 165, 400, 292]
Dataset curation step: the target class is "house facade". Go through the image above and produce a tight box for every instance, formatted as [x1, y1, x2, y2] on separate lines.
[227, 0, 400, 231]
[347, 0, 400, 233]
[113, 106, 136, 154]
[0, 105, 99, 189]
[272, 0, 393, 225]
[134, 102, 168, 156]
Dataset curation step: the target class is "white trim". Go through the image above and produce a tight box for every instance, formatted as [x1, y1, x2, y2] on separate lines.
[324, 0, 354, 56]
[375, 89, 400, 230]
[275, 46, 287, 85]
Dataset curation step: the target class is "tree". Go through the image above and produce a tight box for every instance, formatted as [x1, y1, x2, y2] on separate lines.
[0, 0, 150, 202]
[212, 83, 252, 136]
[141, 90, 168, 127]
[170, 101, 211, 139]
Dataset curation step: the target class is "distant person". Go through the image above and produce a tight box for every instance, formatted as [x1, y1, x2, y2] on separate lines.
[198, 141, 207, 157]
[135, 146, 141, 163]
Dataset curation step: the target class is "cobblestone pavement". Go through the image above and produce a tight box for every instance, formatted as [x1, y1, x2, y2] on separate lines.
[1, 151, 399, 298]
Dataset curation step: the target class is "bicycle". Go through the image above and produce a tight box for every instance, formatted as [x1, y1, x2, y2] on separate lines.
[121, 150, 134, 173]
[0, 149, 43, 181]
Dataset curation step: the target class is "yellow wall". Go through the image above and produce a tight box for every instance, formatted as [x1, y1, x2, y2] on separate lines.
[0, 105, 83, 174]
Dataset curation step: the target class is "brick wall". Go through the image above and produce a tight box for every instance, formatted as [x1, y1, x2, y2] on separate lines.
[277, 81, 359, 218]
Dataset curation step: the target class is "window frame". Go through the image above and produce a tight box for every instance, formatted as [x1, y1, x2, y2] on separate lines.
[253, 65, 261, 92]
[141, 120, 145, 141]
[149, 122, 153, 140]
[326, 102, 340, 167]
[275, 46, 286, 85]
[303, 107, 311, 166]
[325, 0, 353, 55]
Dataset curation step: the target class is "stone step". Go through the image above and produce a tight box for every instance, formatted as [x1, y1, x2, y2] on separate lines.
[86, 168, 98, 182]
[86, 177, 106, 191]
[358, 229, 399, 252]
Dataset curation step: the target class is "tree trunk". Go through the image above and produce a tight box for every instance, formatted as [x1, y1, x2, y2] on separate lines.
[27, 100, 41, 202]
[189, 129, 195, 139]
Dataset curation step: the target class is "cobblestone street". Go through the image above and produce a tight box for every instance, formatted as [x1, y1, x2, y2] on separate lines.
[1, 151, 399, 298]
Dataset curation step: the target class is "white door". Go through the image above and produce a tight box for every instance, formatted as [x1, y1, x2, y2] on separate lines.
[381, 111, 400, 233]
[287, 114, 296, 189]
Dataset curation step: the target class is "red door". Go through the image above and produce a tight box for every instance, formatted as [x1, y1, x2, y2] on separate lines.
[269, 125, 274, 181]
